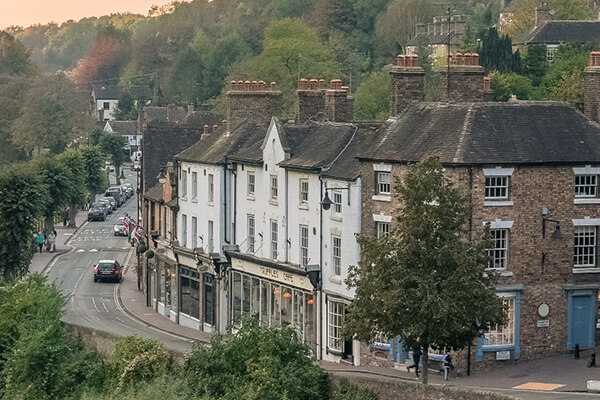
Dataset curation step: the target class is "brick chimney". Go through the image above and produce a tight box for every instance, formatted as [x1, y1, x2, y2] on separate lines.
[452, 15, 465, 35]
[227, 79, 282, 131]
[483, 76, 494, 101]
[535, 2, 552, 27]
[415, 22, 427, 37]
[585, 51, 600, 123]
[325, 79, 353, 122]
[439, 53, 485, 102]
[389, 54, 425, 115]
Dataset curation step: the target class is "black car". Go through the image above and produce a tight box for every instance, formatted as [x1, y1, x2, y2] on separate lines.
[104, 189, 123, 207]
[87, 206, 106, 221]
[93, 260, 122, 282]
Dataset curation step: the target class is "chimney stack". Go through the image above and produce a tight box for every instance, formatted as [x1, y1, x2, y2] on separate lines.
[202, 124, 210, 139]
[297, 78, 353, 123]
[227, 79, 282, 131]
[439, 53, 485, 102]
[416, 23, 427, 37]
[325, 79, 353, 122]
[389, 54, 425, 115]
[535, 2, 552, 27]
[585, 51, 600, 123]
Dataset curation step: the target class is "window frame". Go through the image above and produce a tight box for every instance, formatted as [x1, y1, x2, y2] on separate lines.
[484, 296, 516, 347]
[299, 179, 309, 205]
[332, 190, 342, 214]
[332, 235, 342, 276]
[377, 221, 390, 238]
[270, 175, 278, 200]
[300, 225, 309, 267]
[247, 214, 255, 253]
[485, 176, 509, 200]
[181, 170, 188, 198]
[574, 225, 597, 268]
[181, 214, 187, 247]
[208, 173, 214, 203]
[376, 172, 391, 195]
[191, 216, 197, 249]
[271, 219, 278, 260]
[208, 220, 214, 253]
[575, 174, 598, 198]
[487, 228, 509, 270]
[328, 301, 345, 352]
[247, 171, 255, 196]
[191, 171, 198, 200]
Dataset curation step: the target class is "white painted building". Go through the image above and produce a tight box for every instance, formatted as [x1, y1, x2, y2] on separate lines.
[92, 85, 119, 121]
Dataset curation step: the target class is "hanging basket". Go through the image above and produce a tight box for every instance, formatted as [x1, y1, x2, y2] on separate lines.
[145, 250, 155, 259]
[137, 243, 147, 254]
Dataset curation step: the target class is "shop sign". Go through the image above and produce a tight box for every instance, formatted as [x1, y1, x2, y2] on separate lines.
[496, 351, 510, 360]
[536, 320, 550, 328]
[232, 258, 313, 291]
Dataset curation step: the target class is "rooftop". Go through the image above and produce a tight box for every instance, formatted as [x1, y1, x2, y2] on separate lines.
[516, 20, 600, 44]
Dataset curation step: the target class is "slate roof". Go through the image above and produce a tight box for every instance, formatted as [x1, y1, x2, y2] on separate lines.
[359, 102, 600, 165]
[516, 21, 600, 44]
[92, 85, 119, 100]
[176, 120, 267, 165]
[106, 121, 139, 135]
[144, 183, 163, 202]
[143, 106, 192, 124]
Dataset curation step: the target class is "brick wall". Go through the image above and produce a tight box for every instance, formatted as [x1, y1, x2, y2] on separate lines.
[439, 66, 485, 102]
[389, 64, 424, 116]
[359, 161, 600, 374]
[227, 81, 282, 129]
[585, 52, 600, 123]
[297, 78, 353, 123]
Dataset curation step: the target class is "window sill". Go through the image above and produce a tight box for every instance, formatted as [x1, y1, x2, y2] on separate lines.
[298, 203, 309, 211]
[208, 201, 214, 207]
[573, 268, 600, 274]
[269, 199, 279, 206]
[180, 197, 187, 202]
[480, 344, 515, 352]
[484, 200, 513, 207]
[191, 199, 197, 204]
[330, 215, 342, 222]
[329, 276, 342, 284]
[484, 270, 513, 277]
[372, 194, 391, 202]
[246, 194, 255, 201]
[574, 198, 600, 205]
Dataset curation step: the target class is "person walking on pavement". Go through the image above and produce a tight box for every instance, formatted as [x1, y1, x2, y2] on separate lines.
[443, 351, 453, 381]
[36, 232, 44, 253]
[407, 342, 422, 378]
[46, 230, 56, 253]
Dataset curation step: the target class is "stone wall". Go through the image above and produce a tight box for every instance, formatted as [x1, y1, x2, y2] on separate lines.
[227, 81, 282, 129]
[389, 64, 424, 116]
[584, 53, 600, 124]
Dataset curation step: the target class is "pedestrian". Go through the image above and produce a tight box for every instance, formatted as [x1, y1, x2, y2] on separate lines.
[443, 351, 453, 381]
[46, 231, 56, 253]
[62, 209, 69, 226]
[36, 232, 44, 253]
[407, 341, 422, 378]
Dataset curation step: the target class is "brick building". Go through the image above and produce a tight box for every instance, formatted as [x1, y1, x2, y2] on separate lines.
[356, 53, 600, 373]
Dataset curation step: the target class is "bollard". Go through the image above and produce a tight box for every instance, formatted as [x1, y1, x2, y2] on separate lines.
[575, 344, 580, 359]
[590, 353, 596, 368]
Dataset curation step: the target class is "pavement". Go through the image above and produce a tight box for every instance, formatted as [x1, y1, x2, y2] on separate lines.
[28, 193, 600, 399]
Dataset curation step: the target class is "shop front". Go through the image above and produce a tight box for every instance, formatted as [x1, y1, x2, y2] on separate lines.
[229, 254, 317, 352]
[147, 249, 178, 323]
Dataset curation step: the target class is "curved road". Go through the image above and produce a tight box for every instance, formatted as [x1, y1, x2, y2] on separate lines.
[45, 167, 193, 353]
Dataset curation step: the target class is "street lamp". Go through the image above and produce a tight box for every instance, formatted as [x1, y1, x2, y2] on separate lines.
[320, 187, 351, 210]
[118, 169, 126, 184]
[541, 207, 563, 239]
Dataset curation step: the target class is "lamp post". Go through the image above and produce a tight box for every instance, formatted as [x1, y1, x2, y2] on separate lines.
[541, 207, 563, 239]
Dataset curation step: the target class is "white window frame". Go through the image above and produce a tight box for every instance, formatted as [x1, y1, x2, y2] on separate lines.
[191, 171, 198, 200]
[377, 222, 390, 238]
[377, 172, 391, 195]
[247, 214, 255, 253]
[487, 228, 508, 270]
[208, 173, 214, 203]
[208, 220, 214, 253]
[299, 179, 309, 204]
[332, 191, 342, 214]
[181, 170, 188, 198]
[191, 216, 197, 249]
[328, 301, 345, 352]
[332, 235, 341, 276]
[300, 225, 309, 266]
[271, 219, 278, 260]
[484, 296, 515, 346]
[247, 171, 255, 196]
[575, 174, 598, 198]
[181, 214, 187, 247]
[270, 175, 278, 200]
[547, 44, 559, 64]
[574, 225, 597, 268]
[485, 176, 509, 200]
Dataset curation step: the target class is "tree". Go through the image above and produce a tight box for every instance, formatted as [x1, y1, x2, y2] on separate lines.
[345, 157, 505, 384]
[353, 70, 391, 120]
[479, 28, 521, 74]
[0, 165, 47, 281]
[543, 45, 589, 110]
[523, 44, 548, 86]
[0, 31, 37, 79]
[98, 132, 127, 184]
[31, 155, 77, 234]
[489, 71, 537, 101]
[81, 146, 110, 206]
[11, 73, 93, 156]
[56, 149, 87, 227]
[183, 317, 329, 399]
[113, 91, 138, 120]
[235, 18, 342, 115]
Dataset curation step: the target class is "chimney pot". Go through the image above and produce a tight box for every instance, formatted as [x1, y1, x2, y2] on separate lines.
[455, 52, 463, 65]
[464, 53, 472, 65]
[230, 80, 237, 90]
[330, 79, 342, 90]
[309, 78, 318, 90]
[412, 55, 419, 66]
[397, 54, 405, 67]
[299, 78, 309, 90]
[213, 124, 218, 130]
[319, 79, 326, 89]
[258, 80, 266, 90]
[472, 53, 479, 65]
[483, 76, 491, 91]
[270, 82, 277, 90]
[203, 125, 209, 136]
[244, 80, 251, 91]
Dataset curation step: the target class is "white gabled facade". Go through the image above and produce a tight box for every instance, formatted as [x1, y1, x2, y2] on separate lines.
[231, 118, 361, 364]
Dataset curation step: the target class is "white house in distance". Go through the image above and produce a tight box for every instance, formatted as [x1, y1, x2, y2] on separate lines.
[92, 85, 119, 121]
[227, 115, 375, 364]
[103, 120, 141, 159]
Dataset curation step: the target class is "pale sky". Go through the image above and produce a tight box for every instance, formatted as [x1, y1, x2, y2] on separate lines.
[1, 0, 174, 30]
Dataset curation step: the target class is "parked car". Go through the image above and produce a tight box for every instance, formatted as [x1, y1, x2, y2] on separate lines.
[113, 217, 127, 236]
[93, 260, 122, 282]
[109, 186, 126, 204]
[96, 199, 112, 214]
[121, 184, 132, 199]
[101, 196, 117, 210]
[87, 206, 106, 221]
[123, 182, 134, 197]
[104, 189, 123, 207]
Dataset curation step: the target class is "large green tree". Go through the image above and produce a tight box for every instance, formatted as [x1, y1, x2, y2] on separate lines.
[479, 28, 521, 74]
[98, 132, 127, 184]
[345, 157, 505, 384]
[81, 146, 110, 206]
[11, 73, 93, 155]
[543, 45, 589, 110]
[353, 70, 390, 120]
[0, 165, 47, 281]
[56, 149, 87, 227]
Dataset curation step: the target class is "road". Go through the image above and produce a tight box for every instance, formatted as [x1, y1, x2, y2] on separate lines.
[45, 166, 194, 353]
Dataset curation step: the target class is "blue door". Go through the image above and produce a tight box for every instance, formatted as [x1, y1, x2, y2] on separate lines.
[570, 295, 593, 349]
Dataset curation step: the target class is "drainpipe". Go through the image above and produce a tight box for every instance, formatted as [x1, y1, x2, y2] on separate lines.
[232, 164, 237, 244]
[285, 168, 289, 262]
[317, 174, 325, 360]
[223, 167, 227, 245]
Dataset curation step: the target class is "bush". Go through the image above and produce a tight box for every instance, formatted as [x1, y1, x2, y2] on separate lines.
[331, 378, 379, 400]
[353, 71, 390, 120]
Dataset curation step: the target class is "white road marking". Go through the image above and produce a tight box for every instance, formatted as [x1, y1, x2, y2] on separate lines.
[101, 298, 109, 312]
[91, 297, 100, 313]
[76, 249, 85, 253]
[90, 249, 98, 252]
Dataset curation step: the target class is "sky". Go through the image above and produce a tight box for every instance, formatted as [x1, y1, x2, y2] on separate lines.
[1, 0, 174, 30]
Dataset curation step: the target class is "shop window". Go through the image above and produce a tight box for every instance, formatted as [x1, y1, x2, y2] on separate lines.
[328, 301, 345, 352]
[281, 286, 293, 326]
[203, 275, 215, 326]
[261, 280, 270, 325]
[180, 276, 199, 319]
[484, 297, 515, 346]
[232, 272, 242, 325]
[271, 283, 281, 326]
[251, 278, 260, 317]
[243, 274, 251, 316]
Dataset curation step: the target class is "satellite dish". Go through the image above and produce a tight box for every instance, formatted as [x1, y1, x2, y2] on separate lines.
[549, 9, 555, 15]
